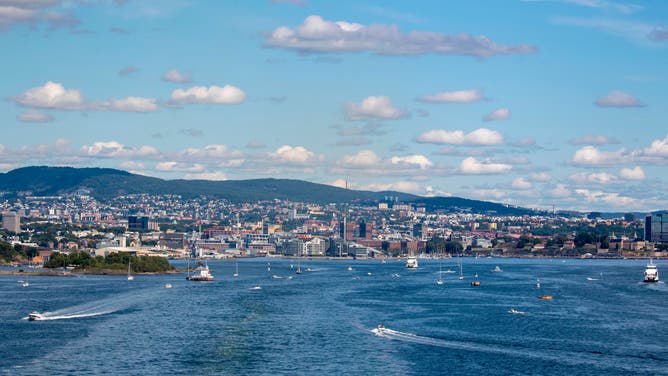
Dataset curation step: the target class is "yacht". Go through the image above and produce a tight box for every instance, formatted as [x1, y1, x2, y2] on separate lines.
[28, 311, 44, 321]
[186, 262, 214, 281]
[406, 256, 418, 269]
[644, 260, 659, 283]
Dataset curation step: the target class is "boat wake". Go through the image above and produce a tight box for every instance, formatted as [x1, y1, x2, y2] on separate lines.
[23, 290, 151, 321]
[371, 326, 660, 372]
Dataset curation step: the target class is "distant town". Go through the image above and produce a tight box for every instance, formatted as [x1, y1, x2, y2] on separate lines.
[1, 190, 667, 266]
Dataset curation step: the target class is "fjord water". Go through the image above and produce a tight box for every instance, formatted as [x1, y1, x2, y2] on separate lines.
[2, 258, 667, 375]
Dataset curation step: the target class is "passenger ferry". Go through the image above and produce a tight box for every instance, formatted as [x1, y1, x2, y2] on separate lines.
[643, 259, 659, 283]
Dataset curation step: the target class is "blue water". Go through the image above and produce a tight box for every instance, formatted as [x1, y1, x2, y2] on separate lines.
[2, 258, 667, 375]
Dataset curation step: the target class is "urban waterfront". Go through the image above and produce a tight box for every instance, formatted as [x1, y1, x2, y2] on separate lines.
[2, 258, 667, 375]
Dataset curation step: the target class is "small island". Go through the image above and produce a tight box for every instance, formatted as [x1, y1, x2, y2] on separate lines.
[43, 251, 176, 274]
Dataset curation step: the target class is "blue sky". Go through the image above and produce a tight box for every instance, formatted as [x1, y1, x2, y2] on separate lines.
[1, 0, 667, 212]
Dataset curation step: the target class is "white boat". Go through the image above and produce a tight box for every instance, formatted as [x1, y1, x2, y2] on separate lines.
[644, 259, 659, 283]
[250, 285, 262, 290]
[164, 283, 172, 289]
[493, 265, 502, 272]
[444, 269, 455, 274]
[508, 308, 525, 315]
[347, 266, 353, 271]
[458, 257, 464, 280]
[233, 259, 239, 278]
[127, 259, 134, 281]
[436, 262, 444, 285]
[272, 275, 283, 279]
[28, 311, 44, 321]
[186, 262, 214, 281]
[21, 281, 30, 287]
[406, 256, 418, 269]
[267, 262, 271, 272]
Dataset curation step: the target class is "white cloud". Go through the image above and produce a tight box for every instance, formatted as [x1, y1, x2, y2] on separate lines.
[170, 85, 246, 105]
[118, 161, 145, 170]
[155, 161, 205, 173]
[184, 171, 228, 181]
[595, 90, 644, 108]
[17, 110, 54, 123]
[619, 166, 645, 180]
[416, 128, 504, 145]
[13, 81, 158, 113]
[569, 171, 617, 184]
[571, 145, 626, 166]
[162, 69, 193, 83]
[328, 179, 348, 189]
[643, 134, 668, 157]
[459, 157, 512, 174]
[418, 89, 483, 104]
[483, 107, 510, 121]
[344, 96, 407, 120]
[471, 189, 506, 199]
[358, 181, 423, 195]
[569, 135, 619, 145]
[529, 172, 552, 182]
[263, 15, 537, 58]
[575, 189, 637, 207]
[550, 184, 571, 198]
[80, 141, 158, 158]
[390, 155, 433, 169]
[0, 1, 78, 32]
[511, 177, 532, 189]
[340, 150, 381, 168]
[269, 145, 319, 165]
[14, 81, 84, 110]
[526, 0, 642, 14]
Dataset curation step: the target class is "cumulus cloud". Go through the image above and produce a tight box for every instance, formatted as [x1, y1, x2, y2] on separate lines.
[155, 161, 205, 172]
[340, 150, 381, 168]
[569, 135, 619, 145]
[459, 157, 512, 174]
[390, 155, 433, 169]
[569, 171, 617, 184]
[595, 90, 644, 108]
[177, 144, 244, 166]
[619, 166, 645, 180]
[358, 181, 423, 195]
[575, 189, 637, 207]
[13, 81, 158, 113]
[170, 85, 246, 105]
[529, 172, 552, 182]
[571, 145, 627, 166]
[471, 189, 506, 200]
[482, 107, 510, 121]
[550, 183, 571, 198]
[17, 110, 54, 123]
[344, 96, 407, 120]
[269, 145, 320, 165]
[162, 69, 193, 83]
[263, 15, 537, 58]
[328, 179, 348, 189]
[80, 141, 158, 158]
[511, 177, 532, 189]
[643, 134, 668, 157]
[118, 161, 145, 171]
[416, 128, 504, 146]
[418, 89, 483, 104]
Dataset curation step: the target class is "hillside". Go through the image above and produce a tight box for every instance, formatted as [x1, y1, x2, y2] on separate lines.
[0, 166, 535, 215]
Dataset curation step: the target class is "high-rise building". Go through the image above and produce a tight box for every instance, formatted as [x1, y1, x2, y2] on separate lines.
[128, 215, 157, 230]
[645, 214, 668, 243]
[2, 211, 21, 233]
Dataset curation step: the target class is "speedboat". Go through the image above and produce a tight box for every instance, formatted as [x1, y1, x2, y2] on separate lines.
[376, 323, 386, 336]
[539, 295, 553, 300]
[250, 285, 262, 290]
[164, 283, 172, 289]
[508, 308, 525, 315]
[644, 260, 659, 283]
[28, 311, 44, 321]
[406, 256, 418, 269]
[186, 262, 214, 281]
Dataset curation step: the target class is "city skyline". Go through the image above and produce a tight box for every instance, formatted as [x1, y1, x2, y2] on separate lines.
[1, 0, 667, 212]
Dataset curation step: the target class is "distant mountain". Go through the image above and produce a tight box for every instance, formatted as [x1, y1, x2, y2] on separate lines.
[0, 166, 536, 215]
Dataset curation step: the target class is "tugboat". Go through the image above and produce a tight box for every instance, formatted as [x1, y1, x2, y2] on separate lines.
[186, 262, 214, 281]
[644, 259, 659, 283]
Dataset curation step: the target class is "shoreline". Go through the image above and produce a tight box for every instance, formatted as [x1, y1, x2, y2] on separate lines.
[0, 269, 182, 276]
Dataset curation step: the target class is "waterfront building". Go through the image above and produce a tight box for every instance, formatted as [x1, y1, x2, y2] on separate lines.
[645, 214, 668, 243]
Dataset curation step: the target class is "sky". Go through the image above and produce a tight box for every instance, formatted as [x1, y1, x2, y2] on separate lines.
[1, 0, 667, 212]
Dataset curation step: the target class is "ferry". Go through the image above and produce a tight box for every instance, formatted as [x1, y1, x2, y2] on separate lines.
[406, 256, 418, 269]
[186, 262, 214, 281]
[644, 260, 659, 283]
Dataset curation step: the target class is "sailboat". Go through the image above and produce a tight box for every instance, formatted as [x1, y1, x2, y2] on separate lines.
[458, 256, 464, 280]
[436, 261, 444, 285]
[295, 258, 302, 274]
[267, 262, 271, 272]
[233, 259, 239, 278]
[127, 259, 134, 281]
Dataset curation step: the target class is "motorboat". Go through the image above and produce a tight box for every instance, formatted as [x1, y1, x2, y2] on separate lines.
[21, 281, 30, 287]
[493, 266, 502, 272]
[406, 256, 418, 269]
[508, 308, 525, 315]
[272, 275, 283, 279]
[164, 283, 172, 289]
[436, 278, 444, 285]
[186, 262, 214, 281]
[644, 260, 659, 283]
[538, 295, 553, 300]
[250, 285, 262, 290]
[28, 311, 44, 321]
[376, 323, 386, 335]
[347, 266, 353, 271]
[470, 280, 480, 287]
